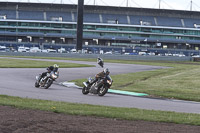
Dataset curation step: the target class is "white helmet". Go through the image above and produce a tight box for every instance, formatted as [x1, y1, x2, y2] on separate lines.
[54, 64, 59, 68]
[103, 68, 110, 75]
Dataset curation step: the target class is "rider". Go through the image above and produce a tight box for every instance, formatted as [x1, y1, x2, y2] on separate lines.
[88, 68, 110, 86]
[39, 64, 59, 81]
[97, 57, 104, 68]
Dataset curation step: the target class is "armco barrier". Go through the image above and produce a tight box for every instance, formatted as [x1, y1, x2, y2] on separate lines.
[0, 52, 192, 62]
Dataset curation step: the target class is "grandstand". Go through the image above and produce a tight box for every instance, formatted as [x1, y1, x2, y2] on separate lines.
[0, 2, 200, 55]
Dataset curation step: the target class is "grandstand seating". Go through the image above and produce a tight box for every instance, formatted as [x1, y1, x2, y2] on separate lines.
[184, 18, 200, 28]
[19, 11, 43, 20]
[156, 16, 182, 27]
[1, 8, 200, 29]
[17, 32, 44, 36]
[83, 13, 100, 23]
[129, 15, 155, 26]
[101, 14, 128, 24]
[46, 11, 72, 22]
[0, 10, 16, 19]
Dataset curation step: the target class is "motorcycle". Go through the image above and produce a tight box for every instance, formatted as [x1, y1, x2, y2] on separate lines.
[35, 71, 59, 89]
[82, 75, 113, 96]
[97, 57, 104, 68]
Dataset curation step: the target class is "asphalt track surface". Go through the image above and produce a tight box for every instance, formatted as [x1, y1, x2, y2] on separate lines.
[0, 57, 200, 114]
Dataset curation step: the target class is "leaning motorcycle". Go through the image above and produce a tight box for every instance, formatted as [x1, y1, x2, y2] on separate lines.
[82, 75, 113, 96]
[97, 58, 104, 68]
[35, 71, 59, 89]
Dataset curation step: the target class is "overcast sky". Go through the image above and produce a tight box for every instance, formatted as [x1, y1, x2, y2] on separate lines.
[1, 0, 200, 11]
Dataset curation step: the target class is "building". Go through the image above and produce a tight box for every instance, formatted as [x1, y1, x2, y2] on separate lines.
[0, 2, 200, 52]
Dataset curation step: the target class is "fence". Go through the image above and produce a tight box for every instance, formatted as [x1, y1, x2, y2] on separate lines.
[0, 52, 193, 62]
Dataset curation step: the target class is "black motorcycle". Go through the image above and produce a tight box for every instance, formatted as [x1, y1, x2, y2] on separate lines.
[97, 57, 104, 68]
[82, 75, 113, 96]
[35, 71, 59, 89]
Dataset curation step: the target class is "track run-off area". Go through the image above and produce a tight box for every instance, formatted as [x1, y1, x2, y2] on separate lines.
[0, 57, 200, 114]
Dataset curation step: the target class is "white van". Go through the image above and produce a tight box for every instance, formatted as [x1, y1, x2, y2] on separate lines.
[30, 47, 41, 53]
[100, 50, 104, 54]
[18, 46, 27, 52]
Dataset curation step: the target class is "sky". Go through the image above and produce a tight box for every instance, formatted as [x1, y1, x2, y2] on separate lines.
[1, 0, 200, 11]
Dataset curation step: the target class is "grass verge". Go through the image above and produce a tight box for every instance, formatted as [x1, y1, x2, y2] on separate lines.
[0, 55, 97, 62]
[71, 61, 200, 102]
[0, 58, 94, 68]
[1, 95, 200, 126]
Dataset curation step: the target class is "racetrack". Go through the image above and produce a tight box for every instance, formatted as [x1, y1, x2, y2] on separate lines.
[0, 57, 200, 114]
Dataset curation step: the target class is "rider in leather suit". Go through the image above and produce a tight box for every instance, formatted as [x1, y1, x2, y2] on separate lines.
[39, 64, 59, 80]
[88, 68, 110, 86]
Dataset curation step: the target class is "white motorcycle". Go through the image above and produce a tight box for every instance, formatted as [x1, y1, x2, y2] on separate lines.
[35, 71, 59, 89]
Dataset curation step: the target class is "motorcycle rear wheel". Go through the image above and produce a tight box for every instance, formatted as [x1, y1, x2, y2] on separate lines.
[82, 86, 89, 95]
[98, 86, 108, 96]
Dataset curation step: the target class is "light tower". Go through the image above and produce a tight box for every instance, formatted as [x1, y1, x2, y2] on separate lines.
[159, 0, 161, 9]
[76, 0, 84, 52]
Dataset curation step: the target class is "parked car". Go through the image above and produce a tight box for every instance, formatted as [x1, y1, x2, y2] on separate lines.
[47, 49, 57, 53]
[124, 52, 130, 55]
[70, 49, 77, 53]
[104, 51, 112, 54]
[25, 47, 30, 52]
[41, 49, 48, 53]
[18, 46, 27, 52]
[0, 46, 6, 52]
[30, 47, 41, 53]
[58, 47, 66, 53]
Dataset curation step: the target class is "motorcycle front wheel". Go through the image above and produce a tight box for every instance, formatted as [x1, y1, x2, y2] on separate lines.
[35, 81, 40, 88]
[44, 79, 53, 89]
[98, 86, 108, 96]
[82, 86, 89, 95]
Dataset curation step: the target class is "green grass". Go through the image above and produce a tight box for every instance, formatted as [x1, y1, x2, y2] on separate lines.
[0, 58, 94, 68]
[0, 55, 97, 62]
[1, 95, 200, 125]
[1, 56, 200, 125]
[72, 61, 200, 102]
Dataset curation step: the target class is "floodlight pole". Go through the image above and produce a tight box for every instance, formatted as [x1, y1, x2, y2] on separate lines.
[159, 0, 161, 9]
[76, 0, 84, 52]
[190, 0, 193, 11]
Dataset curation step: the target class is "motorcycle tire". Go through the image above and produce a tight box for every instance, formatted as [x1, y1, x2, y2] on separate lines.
[35, 82, 40, 88]
[98, 86, 108, 96]
[44, 80, 53, 89]
[82, 86, 89, 95]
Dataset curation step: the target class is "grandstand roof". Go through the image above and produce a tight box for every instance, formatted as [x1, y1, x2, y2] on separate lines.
[0, 1, 200, 19]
